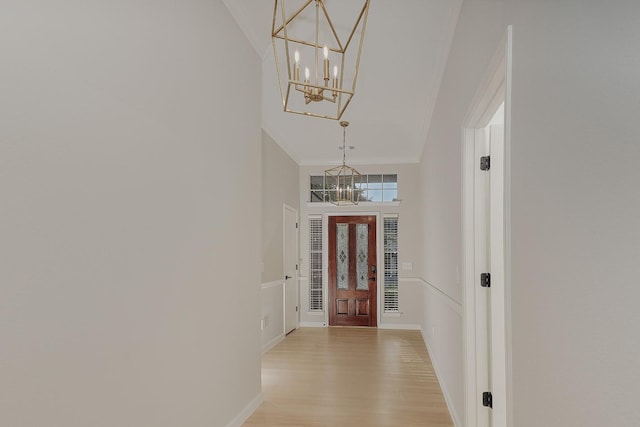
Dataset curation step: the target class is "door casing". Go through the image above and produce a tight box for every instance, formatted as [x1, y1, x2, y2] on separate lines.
[462, 26, 512, 427]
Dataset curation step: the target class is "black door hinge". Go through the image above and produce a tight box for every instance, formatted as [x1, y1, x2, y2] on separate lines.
[482, 391, 493, 408]
[480, 156, 490, 171]
[481, 273, 491, 288]
[296, 222, 298, 229]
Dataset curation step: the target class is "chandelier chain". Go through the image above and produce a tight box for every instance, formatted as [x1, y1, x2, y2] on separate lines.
[342, 125, 347, 165]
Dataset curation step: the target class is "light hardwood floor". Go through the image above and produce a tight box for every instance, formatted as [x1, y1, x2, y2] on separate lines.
[243, 327, 453, 427]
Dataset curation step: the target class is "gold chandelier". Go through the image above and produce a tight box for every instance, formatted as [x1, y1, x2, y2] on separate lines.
[325, 121, 362, 205]
[272, 0, 370, 120]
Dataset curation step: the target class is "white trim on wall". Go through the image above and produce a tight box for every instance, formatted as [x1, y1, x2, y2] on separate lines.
[462, 125, 479, 427]
[307, 201, 401, 208]
[261, 280, 284, 289]
[415, 277, 463, 427]
[299, 321, 326, 327]
[421, 326, 462, 427]
[504, 24, 514, 427]
[461, 25, 512, 427]
[260, 280, 285, 353]
[378, 323, 421, 331]
[262, 333, 285, 354]
[223, 392, 264, 427]
[404, 277, 463, 315]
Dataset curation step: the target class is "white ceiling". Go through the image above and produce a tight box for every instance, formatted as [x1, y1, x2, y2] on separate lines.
[223, 0, 462, 165]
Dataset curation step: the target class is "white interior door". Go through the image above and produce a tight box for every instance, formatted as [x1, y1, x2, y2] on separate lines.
[283, 205, 298, 335]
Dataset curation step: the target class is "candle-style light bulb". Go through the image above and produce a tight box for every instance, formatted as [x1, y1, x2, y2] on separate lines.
[323, 45, 330, 82]
[294, 50, 300, 81]
[305, 67, 310, 82]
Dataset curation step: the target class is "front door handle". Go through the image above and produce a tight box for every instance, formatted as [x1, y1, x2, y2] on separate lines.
[285, 275, 292, 280]
[369, 277, 376, 281]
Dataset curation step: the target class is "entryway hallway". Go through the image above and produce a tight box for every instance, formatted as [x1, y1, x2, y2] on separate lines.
[243, 328, 453, 426]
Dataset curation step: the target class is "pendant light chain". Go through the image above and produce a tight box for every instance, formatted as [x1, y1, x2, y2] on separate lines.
[342, 123, 347, 166]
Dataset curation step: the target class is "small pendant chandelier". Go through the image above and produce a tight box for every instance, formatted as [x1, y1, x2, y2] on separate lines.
[325, 121, 362, 205]
[272, 0, 370, 120]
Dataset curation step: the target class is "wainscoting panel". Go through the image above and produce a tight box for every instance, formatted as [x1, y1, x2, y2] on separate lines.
[418, 278, 463, 427]
[261, 281, 285, 353]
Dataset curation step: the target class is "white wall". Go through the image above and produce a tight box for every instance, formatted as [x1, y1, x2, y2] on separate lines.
[261, 131, 300, 283]
[417, 1, 506, 424]
[260, 131, 299, 350]
[298, 163, 423, 328]
[419, 0, 640, 425]
[509, 1, 640, 425]
[0, 2, 262, 426]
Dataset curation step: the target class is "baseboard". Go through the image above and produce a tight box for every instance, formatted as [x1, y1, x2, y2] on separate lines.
[223, 392, 263, 427]
[262, 333, 284, 354]
[299, 321, 326, 327]
[421, 328, 463, 427]
[378, 323, 421, 330]
[297, 322, 419, 330]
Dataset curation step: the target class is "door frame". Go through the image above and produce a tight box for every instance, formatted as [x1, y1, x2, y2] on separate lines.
[283, 204, 299, 335]
[324, 212, 381, 327]
[462, 26, 512, 427]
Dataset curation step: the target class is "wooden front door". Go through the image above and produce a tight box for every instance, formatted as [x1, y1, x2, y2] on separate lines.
[328, 216, 377, 327]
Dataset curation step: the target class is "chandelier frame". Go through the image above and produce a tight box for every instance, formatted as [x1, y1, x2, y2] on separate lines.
[325, 121, 362, 205]
[272, 0, 370, 120]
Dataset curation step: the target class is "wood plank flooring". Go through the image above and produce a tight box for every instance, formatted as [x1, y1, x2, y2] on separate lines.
[243, 327, 453, 427]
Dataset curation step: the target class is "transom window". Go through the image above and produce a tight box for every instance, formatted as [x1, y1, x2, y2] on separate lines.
[310, 174, 398, 203]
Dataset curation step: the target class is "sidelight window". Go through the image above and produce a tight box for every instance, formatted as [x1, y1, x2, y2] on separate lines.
[383, 215, 399, 312]
[308, 214, 399, 313]
[309, 216, 323, 311]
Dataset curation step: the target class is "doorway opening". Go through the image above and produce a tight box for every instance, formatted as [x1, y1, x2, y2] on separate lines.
[462, 26, 512, 427]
